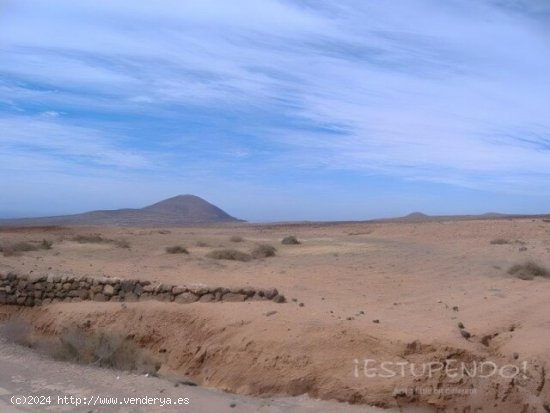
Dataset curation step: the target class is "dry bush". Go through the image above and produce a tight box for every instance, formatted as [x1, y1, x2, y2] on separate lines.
[1, 241, 39, 256]
[114, 239, 131, 249]
[281, 235, 300, 245]
[490, 238, 510, 245]
[196, 241, 209, 247]
[41, 239, 53, 249]
[52, 325, 159, 374]
[229, 235, 244, 243]
[72, 234, 107, 243]
[72, 234, 129, 248]
[165, 245, 189, 254]
[0, 318, 33, 347]
[507, 261, 550, 280]
[206, 249, 251, 262]
[251, 243, 277, 259]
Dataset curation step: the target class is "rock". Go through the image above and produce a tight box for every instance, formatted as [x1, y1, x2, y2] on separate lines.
[460, 329, 471, 339]
[513, 352, 519, 360]
[240, 287, 256, 297]
[223, 293, 247, 302]
[174, 292, 199, 303]
[93, 293, 107, 302]
[263, 288, 278, 299]
[265, 310, 278, 317]
[298, 302, 304, 307]
[372, 319, 380, 324]
[103, 284, 115, 296]
[199, 293, 215, 302]
[458, 322, 465, 329]
[120, 280, 135, 293]
[172, 286, 186, 295]
[272, 294, 285, 303]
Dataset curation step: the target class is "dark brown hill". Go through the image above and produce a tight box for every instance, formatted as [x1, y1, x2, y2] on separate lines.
[0, 195, 242, 226]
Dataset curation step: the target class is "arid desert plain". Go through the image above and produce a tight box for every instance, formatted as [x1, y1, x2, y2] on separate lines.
[1, 218, 550, 412]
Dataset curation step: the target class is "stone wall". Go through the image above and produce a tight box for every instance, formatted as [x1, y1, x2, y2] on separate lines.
[0, 272, 286, 307]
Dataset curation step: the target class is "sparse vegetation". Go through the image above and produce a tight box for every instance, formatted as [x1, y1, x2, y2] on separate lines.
[1, 241, 39, 256]
[114, 239, 131, 249]
[490, 238, 510, 245]
[41, 239, 53, 249]
[230, 235, 244, 243]
[165, 245, 189, 254]
[71, 234, 129, 248]
[0, 318, 32, 347]
[251, 243, 277, 259]
[196, 241, 209, 247]
[72, 234, 106, 243]
[507, 260, 549, 280]
[281, 235, 300, 245]
[54, 325, 160, 374]
[206, 249, 251, 262]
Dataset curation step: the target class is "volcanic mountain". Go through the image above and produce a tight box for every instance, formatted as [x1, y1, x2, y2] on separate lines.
[0, 195, 243, 226]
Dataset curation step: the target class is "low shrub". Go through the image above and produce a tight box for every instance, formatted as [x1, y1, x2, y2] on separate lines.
[229, 235, 244, 243]
[206, 249, 251, 262]
[41, 239, 53, 249]
[72, 234, 129, 248]
[165, 245, 189, 254]
[1, 241, 39, 256]
[251, 244, 277, 259]
[490, 238, 510, 245]
[507, 261, 550, 280]
[281, 235, 300, 245]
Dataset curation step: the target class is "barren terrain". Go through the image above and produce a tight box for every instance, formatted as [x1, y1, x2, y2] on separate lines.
[1, 218, 550, 412]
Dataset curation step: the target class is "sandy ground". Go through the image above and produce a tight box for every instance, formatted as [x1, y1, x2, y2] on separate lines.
[1, 218, 550, 412]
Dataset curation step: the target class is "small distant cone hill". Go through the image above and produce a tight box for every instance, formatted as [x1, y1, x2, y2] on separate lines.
[0, 195, 242, 226]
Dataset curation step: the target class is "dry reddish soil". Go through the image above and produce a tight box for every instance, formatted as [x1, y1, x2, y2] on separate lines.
[1, 218, 550, 412]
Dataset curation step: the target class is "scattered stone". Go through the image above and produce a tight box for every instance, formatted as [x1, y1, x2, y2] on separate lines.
[265, 310, 278, 317]
[175, 292, 199, 303]
[230, 402, 237, 408]
[223, 292, 247, 302]
[199, 293, 215, 302]
[178, 379, 197, 387]
[452, 306, 459, 312]
[272, 294, 286, 303]
[458, 322, 465, 329]
[298, 302, 304, 307]
[103, 284, 115, 296]
[372, 319, 380, 324]
[513, 352, 519, 360]
[460, 329, 471, 339]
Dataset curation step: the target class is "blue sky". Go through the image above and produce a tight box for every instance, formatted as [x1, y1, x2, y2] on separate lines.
[1, 0, 550, 221]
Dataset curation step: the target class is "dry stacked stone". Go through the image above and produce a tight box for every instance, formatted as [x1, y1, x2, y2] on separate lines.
[0, 272, 285, 307]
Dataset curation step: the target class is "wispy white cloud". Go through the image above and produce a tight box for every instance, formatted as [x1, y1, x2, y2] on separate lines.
[1, 0, 550, 217]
